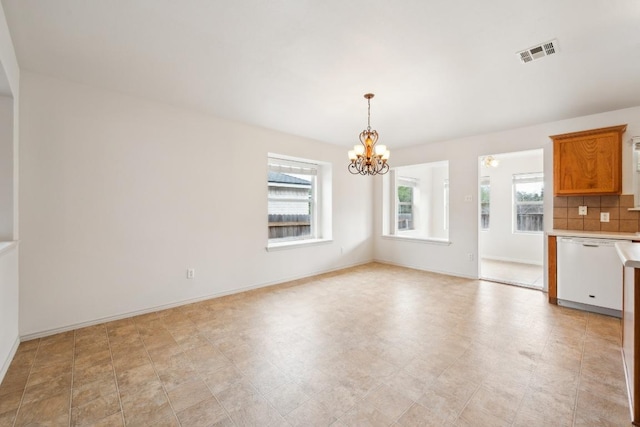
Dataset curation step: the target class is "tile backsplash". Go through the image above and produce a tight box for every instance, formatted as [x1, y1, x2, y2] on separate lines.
[553, 194, 638, 232]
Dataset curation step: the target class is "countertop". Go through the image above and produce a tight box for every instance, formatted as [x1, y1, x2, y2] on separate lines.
[548, 229, 640, 240]
[615, 241, 640, 268]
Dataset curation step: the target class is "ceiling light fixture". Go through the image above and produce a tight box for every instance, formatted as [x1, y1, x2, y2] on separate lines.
[348, 93, 390, 175]
[482, 155, 500, 168]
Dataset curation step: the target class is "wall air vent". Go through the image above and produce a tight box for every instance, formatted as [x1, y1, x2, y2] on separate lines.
[517, 39, 558, 63]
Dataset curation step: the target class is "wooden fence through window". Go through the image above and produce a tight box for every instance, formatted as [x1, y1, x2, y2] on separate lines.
[268, 214, 311, 239]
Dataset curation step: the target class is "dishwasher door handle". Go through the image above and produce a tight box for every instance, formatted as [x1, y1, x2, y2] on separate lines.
[582, 244, 599, 247]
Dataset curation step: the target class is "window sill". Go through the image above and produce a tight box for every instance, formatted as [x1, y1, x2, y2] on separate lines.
[381, 235, 451, 245]
[266, 238, 333, 252]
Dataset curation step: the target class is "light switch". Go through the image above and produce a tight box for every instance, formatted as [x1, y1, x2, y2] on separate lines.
[578, 206, 587, 215]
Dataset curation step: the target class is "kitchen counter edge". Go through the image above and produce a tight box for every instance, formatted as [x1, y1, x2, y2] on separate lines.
[615, 241, 640, 268]
[547, 229, 640, 240]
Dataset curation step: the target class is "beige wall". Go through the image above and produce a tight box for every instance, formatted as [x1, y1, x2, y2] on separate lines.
[18, 72, 374, 338]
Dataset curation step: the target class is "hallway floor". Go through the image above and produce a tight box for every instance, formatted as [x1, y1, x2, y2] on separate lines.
[480, 258, 544, 289]
[0, 263, 630, 426]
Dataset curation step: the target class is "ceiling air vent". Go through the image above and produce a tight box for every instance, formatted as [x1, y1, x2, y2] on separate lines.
[517, 39, 558, 63]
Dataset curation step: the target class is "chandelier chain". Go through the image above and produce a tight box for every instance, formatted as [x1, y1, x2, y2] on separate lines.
[367, 97, 371, 131]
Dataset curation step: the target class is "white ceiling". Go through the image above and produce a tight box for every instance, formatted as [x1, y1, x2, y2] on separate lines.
[3, 0, 640, 148]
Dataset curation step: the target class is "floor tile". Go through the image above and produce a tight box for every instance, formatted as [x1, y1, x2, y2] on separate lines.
[364, 383, 414, 421]
[176, 396, 233, 427]
[166, 378, 212, 412]
[285, 398, 337, 427]
[340, 401, 394, 426]
[13, 391, 70, 426]
[263, 381, 310, 416]
[70, 391, 120, 426]
[0, 263, 633, 425]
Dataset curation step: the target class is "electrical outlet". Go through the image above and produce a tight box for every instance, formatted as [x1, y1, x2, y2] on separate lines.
[600, 212, 610, 222]
[578, 206, 587, 215]
[467, 253, 474, 261]
[186, 268, 195, 279]
[464, 195, 473, 202]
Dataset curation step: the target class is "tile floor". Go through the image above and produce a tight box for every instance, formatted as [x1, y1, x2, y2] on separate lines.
[480, 258, 544, 289]
[0, 263, 631, 426]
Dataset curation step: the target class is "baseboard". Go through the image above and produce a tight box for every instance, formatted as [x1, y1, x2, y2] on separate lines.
[0, 336, 20, 384]
[20, 260, 372, 341]
[373, 258, 477, 280]
[480, 255, 543, 266]
[557, 299, 622, 318]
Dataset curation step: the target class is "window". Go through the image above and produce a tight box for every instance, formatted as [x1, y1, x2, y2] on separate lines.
[267, 155, 331, 247]
[383, 161, 449, 241]
[443, 179, 449, 231]
[513, 172, 544, 233]
[480, 176, 490, 230]
[397, 178, 416, 230]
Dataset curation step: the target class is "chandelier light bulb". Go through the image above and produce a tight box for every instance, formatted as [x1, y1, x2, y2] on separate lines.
[375, 144, 387, 156]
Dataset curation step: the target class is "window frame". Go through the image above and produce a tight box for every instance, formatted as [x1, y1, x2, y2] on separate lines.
[480, 176, 490, 231]
[266, 154, 332, 250]
[396, 177, 417, 232]
[382, 161, 450, 244]
[512, 172, 544, 234]
[443, 179, 449, 231]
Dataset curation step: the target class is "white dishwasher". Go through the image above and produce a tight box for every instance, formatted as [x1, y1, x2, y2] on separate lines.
[556, 237, 623, 316]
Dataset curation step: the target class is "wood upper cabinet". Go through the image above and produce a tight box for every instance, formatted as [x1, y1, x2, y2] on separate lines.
[552, 124, 626, 196]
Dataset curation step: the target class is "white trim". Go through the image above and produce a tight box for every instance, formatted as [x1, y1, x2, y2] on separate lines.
[20, 259, 367, 341]
[381, 235, 451, 246]
[266, 238, 333, 252]
[0, 336, 20, 383]
[373, 258, 475, 280]
[0, 240, 17, 256]
[622, 348, 635, 423]
[480, 255, 543, 266]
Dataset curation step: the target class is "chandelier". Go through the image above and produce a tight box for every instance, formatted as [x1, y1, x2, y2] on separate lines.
[482, 155, 500, 168]
[348, 93, 390, 175]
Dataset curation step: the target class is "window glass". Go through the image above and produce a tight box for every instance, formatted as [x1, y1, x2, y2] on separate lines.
[480, 176, 490, 230]
[397, 180, 415, 230]
[268, 157, 317, 242]
[513, 172, 544, 233]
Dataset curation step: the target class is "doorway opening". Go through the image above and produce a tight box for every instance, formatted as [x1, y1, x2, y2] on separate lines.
[478, 149, 544, 289]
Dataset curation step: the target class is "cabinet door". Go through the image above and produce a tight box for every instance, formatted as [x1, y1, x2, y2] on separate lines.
[552, 125, 626, 196]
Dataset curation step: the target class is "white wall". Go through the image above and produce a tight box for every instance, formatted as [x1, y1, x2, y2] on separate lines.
[374, 106, 640, 283]
[13, 68, 640, 342]
[19, 72, 373, 337]
[429, 164, 448, 240]
[0, 0, 20, 384]
[479, 150, 544, 265]
[0, 95, 14, 240]
[0, 244, 18, 379]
